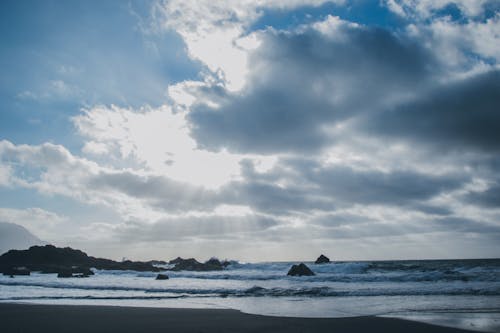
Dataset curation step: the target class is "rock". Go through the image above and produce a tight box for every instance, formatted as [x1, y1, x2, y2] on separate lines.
[119, 260, 163, 272]
[0, 245, 161, 274]
[57, 267, 93, 278]
[155, 274, 169, 280]
[314, 254, 330, 264]
[73, 273, 90, 278]
[204, 258, 226, 270]
[57, 270, 73, 278]
[2, 266, 30, 276]
[287, 263, 315, 276]
[147, 260, 167, 266]
[72, 267, 94, 276]
[169, 258, 200, 271]
[168, 257, 184, 265]
[168, 257, 226, 271]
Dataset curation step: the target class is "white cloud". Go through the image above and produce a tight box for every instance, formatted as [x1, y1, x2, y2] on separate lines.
[385, 0, 491, 19]
[0, 164, 11, 186]
[384, 1, 499, 76]
[311, 15, 360, 38]
[82, 141, 110, 155]
[409, 13, 500, 73]
[74, 105, 243, 188]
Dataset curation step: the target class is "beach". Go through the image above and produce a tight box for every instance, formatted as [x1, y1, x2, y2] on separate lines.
[0, 303, 477, 333]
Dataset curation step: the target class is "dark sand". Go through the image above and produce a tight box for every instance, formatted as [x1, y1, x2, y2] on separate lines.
[0, 303, 476, 333]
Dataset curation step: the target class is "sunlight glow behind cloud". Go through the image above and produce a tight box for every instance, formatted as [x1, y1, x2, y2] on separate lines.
[74, 105, 244, 188]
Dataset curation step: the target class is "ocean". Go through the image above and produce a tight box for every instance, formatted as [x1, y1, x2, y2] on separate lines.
[1, 259, 499, 332]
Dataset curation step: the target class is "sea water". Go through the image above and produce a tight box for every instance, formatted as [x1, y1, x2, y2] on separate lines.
[1, 259, 499, 332]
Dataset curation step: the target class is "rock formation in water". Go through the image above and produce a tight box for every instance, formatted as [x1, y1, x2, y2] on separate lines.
[168, 257, 229, 271]
[287, 263, 315, 276]
[0, 245, 162, 276]
[314, 254, 330, 264]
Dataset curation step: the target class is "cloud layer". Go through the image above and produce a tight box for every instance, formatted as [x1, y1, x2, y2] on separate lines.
[1, 0, 499, 260]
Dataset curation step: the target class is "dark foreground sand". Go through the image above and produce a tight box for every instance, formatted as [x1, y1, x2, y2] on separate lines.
[0, 303, 476, 333]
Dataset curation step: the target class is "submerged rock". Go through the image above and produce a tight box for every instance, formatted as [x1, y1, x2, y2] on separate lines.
[314, 254, 330, 264]
[287, 263, 315, 276]
[155, 274, 169, 280]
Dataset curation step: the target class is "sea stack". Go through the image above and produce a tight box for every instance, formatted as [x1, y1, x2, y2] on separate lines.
[314, 254, 330, 264]
[287, 263, 315, 276]
[155, 273, 169, 280]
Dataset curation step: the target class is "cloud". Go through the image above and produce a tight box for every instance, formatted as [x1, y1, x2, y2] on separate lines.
[384, 0, 495, 19]
[302, 165, 466, 206]
[224, 158, 467, 215]
[73, 105, 243, 188]
[0, 164, 11, 186]
[404, 13, 500, 72]
[1, 133, 498, 259]
[105, 213, 280, 242]
[361, 70, 500, 152]
[186, 16, 438, 153]
[2, 2, 500, 260]
[0, 140, 219, 220]
[88, 169, 220, 213]
[155, 0, 343, 90]
[466, 181, 500, 208]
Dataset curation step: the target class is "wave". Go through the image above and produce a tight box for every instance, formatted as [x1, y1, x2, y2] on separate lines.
[97, 266, 498, 283]
[162, 271, 498, 282]
[1, 280, 499, 297]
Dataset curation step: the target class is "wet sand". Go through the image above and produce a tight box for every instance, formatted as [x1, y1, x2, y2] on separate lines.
[0, 303, 477, 333]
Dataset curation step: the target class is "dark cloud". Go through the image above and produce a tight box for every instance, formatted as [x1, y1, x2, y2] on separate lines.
[221, 159, 467, 213]
[278, 158, 466, 206]
[309, 213, 376, 228]
[431, 216, 500, 235]
[188, 23, 437, 153]
[224, 180, 334, 214]
[465, 182, 500, 208]
[307, 214, 500, 240]
[410, 203, 453, 216]
[305, 165, 466, 206]
[362, 70, 500, 152]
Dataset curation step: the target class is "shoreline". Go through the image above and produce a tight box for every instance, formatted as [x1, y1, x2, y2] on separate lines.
[0, 303, 479, 333]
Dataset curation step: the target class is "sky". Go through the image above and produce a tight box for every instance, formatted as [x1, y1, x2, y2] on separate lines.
[0, 0, 499, 261]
